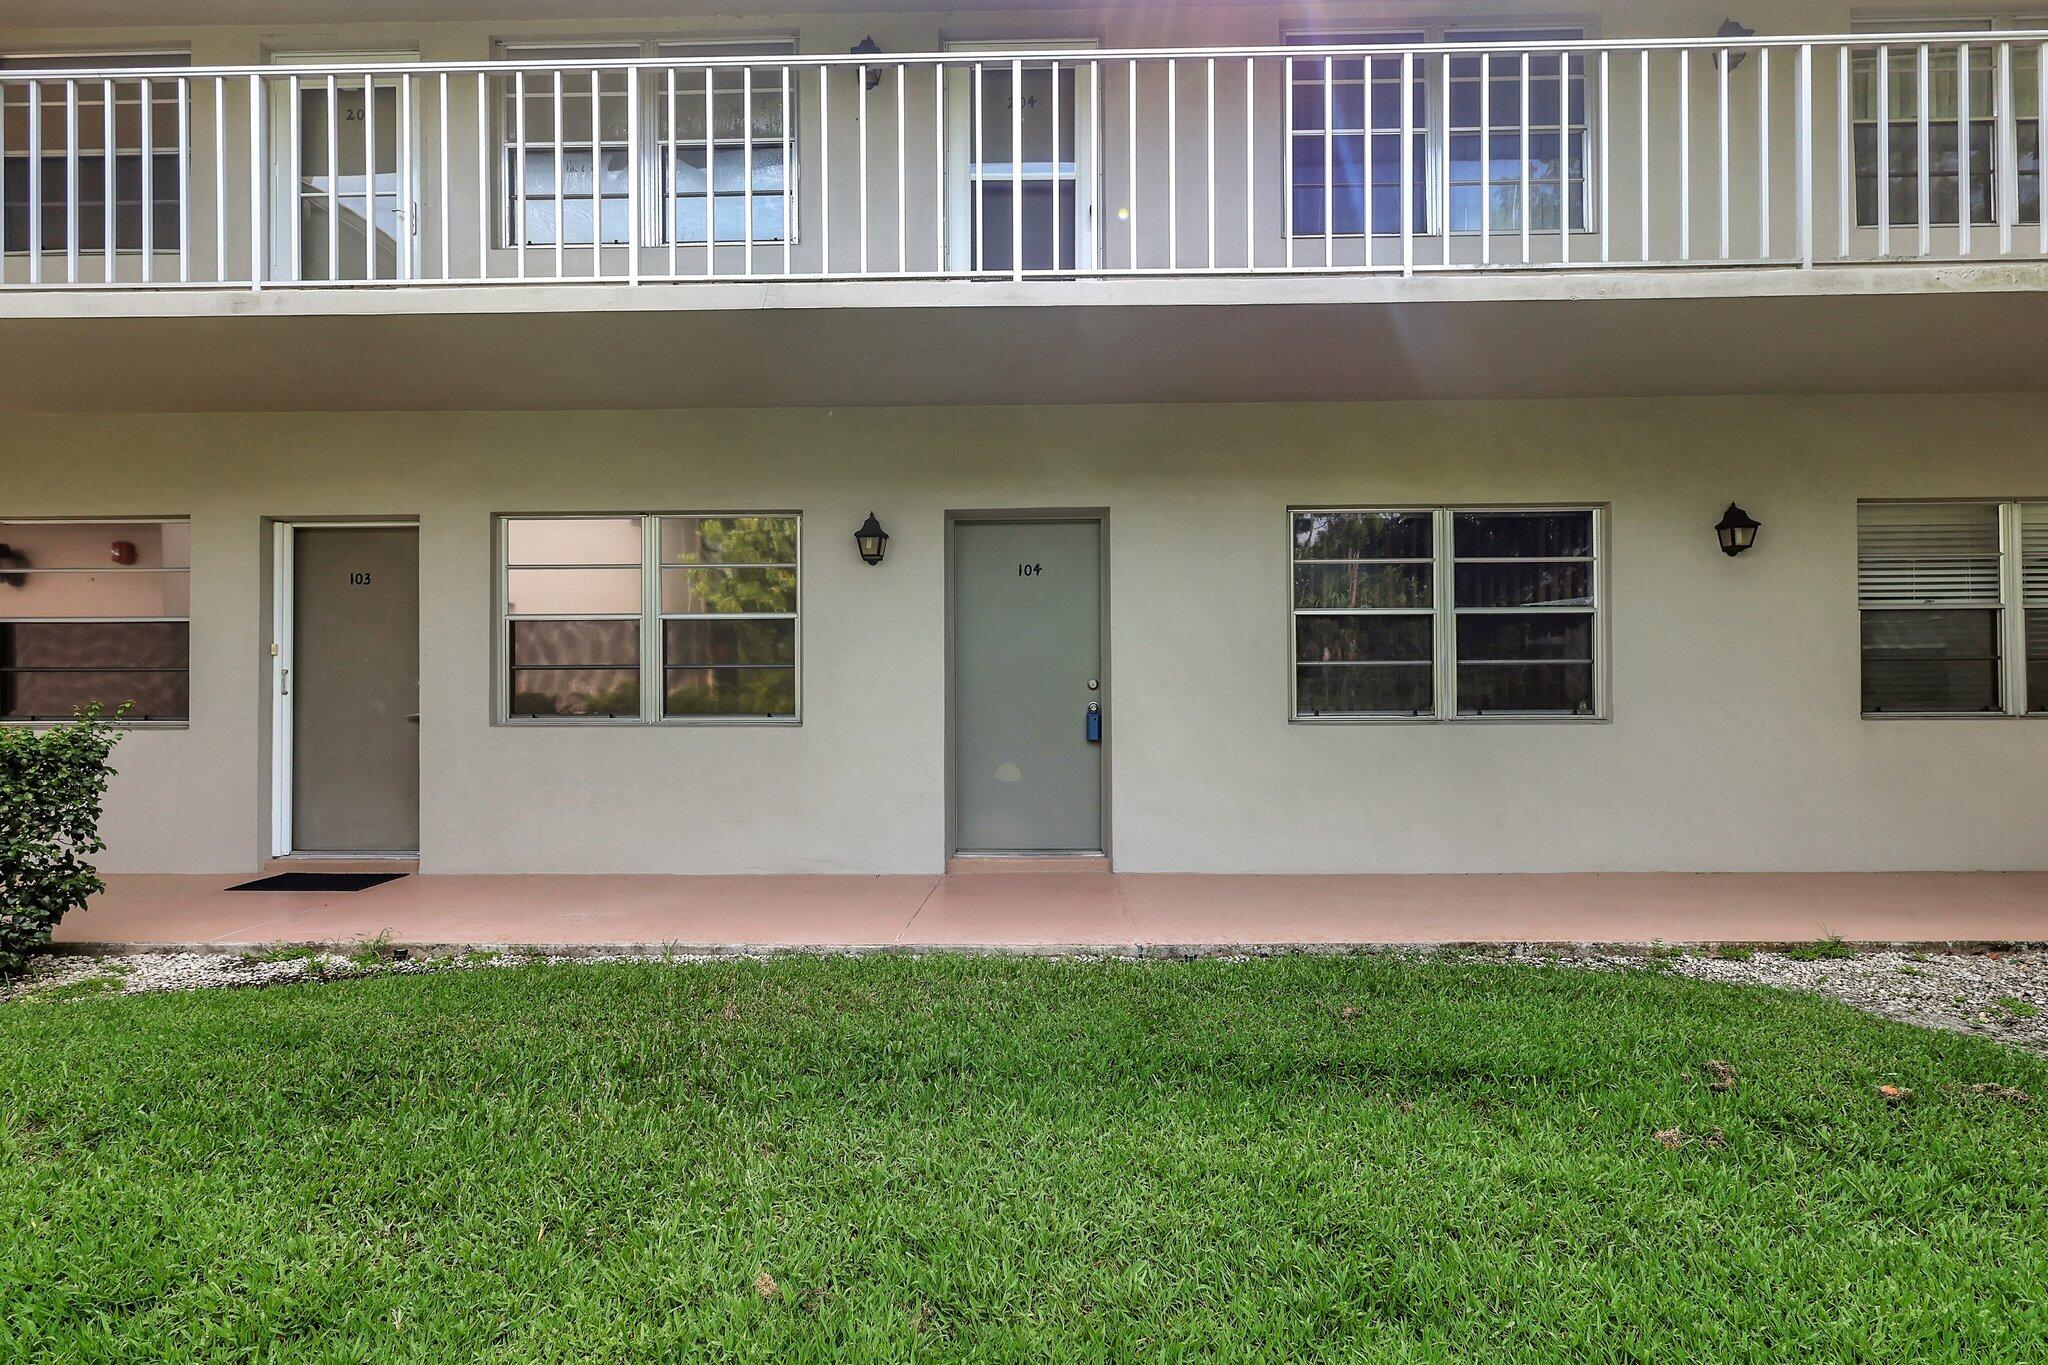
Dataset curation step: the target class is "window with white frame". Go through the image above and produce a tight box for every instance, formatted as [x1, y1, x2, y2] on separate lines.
[1851, 19, 2043, 230]
[495, 39, 795, 249]
[1858, 499, 2046, 715]
[1, 52, 189, 256]
[1292, 506, 1602, 719]
[500, 513, 798, 722]
[0, 519, 190, 723]
[1287, 28, 1587, 238]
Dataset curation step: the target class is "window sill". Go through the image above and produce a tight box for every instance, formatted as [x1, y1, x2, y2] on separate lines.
[1861, 711, 2044, 721]
[2, 718, 188, 730]
[497, 716, 800, 728]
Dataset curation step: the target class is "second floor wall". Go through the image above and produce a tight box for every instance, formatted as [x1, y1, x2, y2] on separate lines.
[2, 0, 2045, 290]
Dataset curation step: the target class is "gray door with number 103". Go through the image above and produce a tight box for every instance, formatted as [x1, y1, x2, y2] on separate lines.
[951, 519, 1103, 854]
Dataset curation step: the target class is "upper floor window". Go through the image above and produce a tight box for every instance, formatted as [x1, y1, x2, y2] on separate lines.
[1, 52, 189, 257]
[496, 39, 795, 250]
[1851, 19, 2043, 230]
[1858, 500, 2047, 715]
[499, 513, 799, 722]
[1287, 29, 1587, 239]
[0, 519, 190, 724]
[1292, 506, 1603, 720]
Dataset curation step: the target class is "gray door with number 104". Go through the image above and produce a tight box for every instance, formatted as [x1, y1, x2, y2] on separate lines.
[952, 519, 1103, 854]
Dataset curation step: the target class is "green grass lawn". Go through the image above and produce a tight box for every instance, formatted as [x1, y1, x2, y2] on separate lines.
[3, 957, 2045, 1362]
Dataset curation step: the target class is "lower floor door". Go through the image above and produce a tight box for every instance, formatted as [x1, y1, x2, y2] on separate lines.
[289, 525, 420, 853]
[951, 517, 1104, 853]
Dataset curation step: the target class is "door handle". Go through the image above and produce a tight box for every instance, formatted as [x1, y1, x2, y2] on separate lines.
[1085, 701, 1101, 743]
[405, 713, 420, 723]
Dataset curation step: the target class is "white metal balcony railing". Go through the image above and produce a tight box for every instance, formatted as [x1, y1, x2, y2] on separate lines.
[0, 32, 2043, 293]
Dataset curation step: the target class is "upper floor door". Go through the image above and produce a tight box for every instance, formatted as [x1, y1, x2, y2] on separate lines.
[944, 40, 1098, 273]
[266, 51, 420, 282]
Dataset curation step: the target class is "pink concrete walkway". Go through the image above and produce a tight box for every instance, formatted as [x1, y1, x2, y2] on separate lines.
[53, 870, 2048, 951]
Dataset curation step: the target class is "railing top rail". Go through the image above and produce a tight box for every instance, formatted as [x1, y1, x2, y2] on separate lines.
[2, 29, 2045, 81]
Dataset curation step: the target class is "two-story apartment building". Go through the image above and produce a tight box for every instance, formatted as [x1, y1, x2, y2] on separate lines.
[2, 0, 2045, 882]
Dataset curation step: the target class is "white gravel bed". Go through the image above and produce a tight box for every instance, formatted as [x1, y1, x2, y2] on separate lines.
[5, 943, 2047, 1052]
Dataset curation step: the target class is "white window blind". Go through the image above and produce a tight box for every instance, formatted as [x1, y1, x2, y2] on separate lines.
[2025, 502, 2048, 714]
[1855, 501, 2003, 606]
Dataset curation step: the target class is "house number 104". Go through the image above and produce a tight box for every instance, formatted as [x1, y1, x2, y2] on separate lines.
[1017, 563, 1043, 576]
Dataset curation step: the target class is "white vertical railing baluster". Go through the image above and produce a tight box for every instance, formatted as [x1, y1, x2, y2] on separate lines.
[1481, 52, 1491, 266]
[935, 61, 946, 272]
[1321, 55, 1331, 268]
[1205, 57, 1216, 271]
[1519, 51, 1531, 263]
[1640, 50, 1651, 262]
[1282, 54, 1292, 268]
[399, 73, 413, 281]
[23, 80, 39, 285]
[1441, 51, 1453, 267]
[1558, 48, 1570, 264]
[1010, 58, 1023, 280]
[1090, 60, 1100, 269]
[589, 70, 603, 278]
[514, 71, 527, 279]
[1876, 47, 1891, 256]
[213, 76, 226, 282]
[288, 75, 302, 280]
[248, 73, 266, 288]
[896, 63, 907, 274]
[664, 68, 677, 279]
[64, 80, 78, 283]
[1756, 47, 1769, 260]
[1246, 56, 1256, 270]
[1679, 49, 1691, 260]
[364, 71, 378, 281]
[1400, 51, 1414, 274]
[476, 73, 490, 282]
[819, 66, 831, 275]
[1916, 44, 1931, 256]
[972, 63, 983, 271]
[551, 70, 566, 278]
[327, 74, 341, 280]
[707, 68, 718, 277]
[626, 66, 639, 285]
[438, 72, 450, 282]
[2040, 41, 2048, 257]
[102, 79, 116, 281]
[1996, 42, 2015, 256]
[177, 76, 191, 282]
[1360, 50, 1372, 258]
[785, 66, 795, 277]
[849, 63, 858, 276]
[1598, 49, 1611, 263]
[1052, 58, 1063, 273]
[140, 78, 154, 281]
[1956, 42, 1971, 257]
[1169, 58, 1180, 269]
[1798, 44, 1814, 268]
[1718, 46, 1731, 259]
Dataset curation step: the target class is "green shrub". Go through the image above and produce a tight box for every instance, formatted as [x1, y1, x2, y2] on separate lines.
[1, 709, 122, 977]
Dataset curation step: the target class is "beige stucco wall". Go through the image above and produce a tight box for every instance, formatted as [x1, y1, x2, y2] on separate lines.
[4, 393, 2046, 876]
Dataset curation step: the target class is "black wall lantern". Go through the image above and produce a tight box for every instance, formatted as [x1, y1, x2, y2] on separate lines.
[854, 513, 890, 565]
[1715, 503, 1761, 556]
[851, 36, 883, 89]
[1715, 19, 1757, 70]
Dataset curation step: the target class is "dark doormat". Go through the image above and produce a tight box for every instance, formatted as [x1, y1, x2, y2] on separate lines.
[227, 872, 408, 892]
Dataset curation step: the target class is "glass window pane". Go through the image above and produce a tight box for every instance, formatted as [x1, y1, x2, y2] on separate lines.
[659, 515, 796, 565]
[504, 567, 641, 616]
[1456, 613, 1593, 661]
[1860, 608, 2001, 713]
[660, 565, 796, 614]
[664, 665, 795, 717]
[504, 517, 641, 566]
[0, 520, 188, 569]
[1296, 663, 1433, 717]
[1293, 510, 1430, 560]
[508, 668, 640, 718]
[1455, 662, 1595, 715]
[1453, 510, 1593, 558]
[663, 618, 795, 667]
[1293, 562, 1434, 610]
[1453, 562, 1592, 608]
[2028, 610, 2048, 714]
[1295, 614, 1432, 663]
[0, 667, 188, 722]
[509, 619, 639, 668]
[0, 620, 187, 669]
[0, 569, 188, 618]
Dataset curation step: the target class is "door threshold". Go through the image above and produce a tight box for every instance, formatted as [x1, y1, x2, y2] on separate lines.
[946, 854, 1111, 876]
[264, 853, 420, 876]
